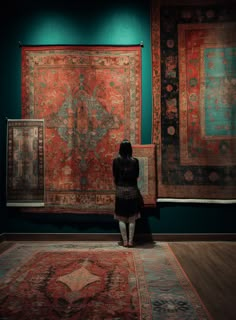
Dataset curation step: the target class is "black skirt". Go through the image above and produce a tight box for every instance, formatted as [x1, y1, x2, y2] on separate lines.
[114, 185, 141, 222]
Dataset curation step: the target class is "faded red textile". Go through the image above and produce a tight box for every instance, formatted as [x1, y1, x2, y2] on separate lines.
[22, 46, 142, 212]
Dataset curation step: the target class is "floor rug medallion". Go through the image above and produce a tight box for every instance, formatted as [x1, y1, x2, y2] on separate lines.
[0, 242, 212, 319]
[21, 46, 142, 213]
[151, 4, 236, 201]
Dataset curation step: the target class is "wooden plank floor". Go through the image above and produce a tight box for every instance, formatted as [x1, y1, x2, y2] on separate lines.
[169, 241, 236, 320]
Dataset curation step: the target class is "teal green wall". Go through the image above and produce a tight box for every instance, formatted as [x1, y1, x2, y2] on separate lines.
[0, 1, 235, 234]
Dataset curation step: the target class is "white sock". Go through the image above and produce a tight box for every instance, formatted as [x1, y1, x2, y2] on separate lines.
[119, 221, 127, 242]
[129, 221, 136, 243]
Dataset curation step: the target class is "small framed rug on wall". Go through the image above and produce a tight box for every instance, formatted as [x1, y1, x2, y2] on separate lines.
[6, 119, 45, 207]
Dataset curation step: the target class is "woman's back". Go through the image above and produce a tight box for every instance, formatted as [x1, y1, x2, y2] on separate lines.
[113, 156, 139, 186]
[112, 139, 142, 247]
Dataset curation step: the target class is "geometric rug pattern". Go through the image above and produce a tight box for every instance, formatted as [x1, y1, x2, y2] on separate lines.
[151, 3, 236, 201]
[6, 119, 45, 207]
[21, 45, 142, 213]
[0, 242, 212, 319]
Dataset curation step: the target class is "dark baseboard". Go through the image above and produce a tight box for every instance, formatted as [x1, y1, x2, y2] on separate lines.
[1, 233, 236, 242]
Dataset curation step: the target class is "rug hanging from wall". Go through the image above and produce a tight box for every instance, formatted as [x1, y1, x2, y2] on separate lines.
[151, 2, 236, 201]
[6, 119, 45, 207]
[21, 45, 142, 213]
[0, 242, 212, 320]
[132, 144, 157, 206]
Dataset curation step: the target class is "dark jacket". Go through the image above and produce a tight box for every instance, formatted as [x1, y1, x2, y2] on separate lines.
[112, 156, 139, 187]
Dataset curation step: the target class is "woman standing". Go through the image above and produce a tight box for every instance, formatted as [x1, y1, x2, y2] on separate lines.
[112, 139, 142, 247]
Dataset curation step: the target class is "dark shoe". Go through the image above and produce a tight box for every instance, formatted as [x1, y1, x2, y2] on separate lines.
[123, 240, 128, 247]
[128, 241, 134, 247]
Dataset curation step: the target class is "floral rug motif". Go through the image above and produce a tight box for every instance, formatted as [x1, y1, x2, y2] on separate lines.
[0, 242, 212, 319]
[21, 46, 142, 213]
[151, 3, 236, 201]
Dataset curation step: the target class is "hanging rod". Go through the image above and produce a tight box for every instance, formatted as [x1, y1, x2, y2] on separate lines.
[19, 41, 144, 48]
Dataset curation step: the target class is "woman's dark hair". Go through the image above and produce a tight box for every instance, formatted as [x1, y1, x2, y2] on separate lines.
[119, 139, 133, 158]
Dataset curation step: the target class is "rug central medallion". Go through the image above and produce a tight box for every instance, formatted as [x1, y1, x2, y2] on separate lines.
[21, 46, 142, 212]
[57, 266, 101, 293]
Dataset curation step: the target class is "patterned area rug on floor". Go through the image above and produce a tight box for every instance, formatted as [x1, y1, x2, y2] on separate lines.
[0, 242, 212, 320]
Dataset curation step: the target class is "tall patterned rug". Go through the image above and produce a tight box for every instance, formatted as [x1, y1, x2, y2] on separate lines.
[151, 3, 236, 201]
[133, 144, 157, 206]
[0, 242, 212, 319]
[6, 119, 45, 207]
[21, 45, 142, 213]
